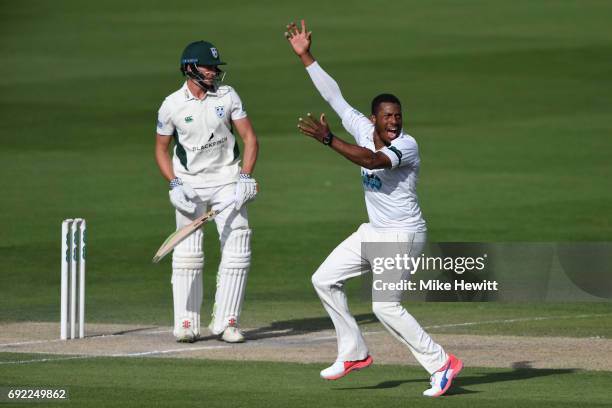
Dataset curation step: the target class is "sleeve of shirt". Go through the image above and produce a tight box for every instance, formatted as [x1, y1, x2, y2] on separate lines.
[380, 136, 420, 169]
[340, 108, 375, 146]
[229, 88, 248, 120]
[305, 62, 373, 145]
[156, 99, 174, 136]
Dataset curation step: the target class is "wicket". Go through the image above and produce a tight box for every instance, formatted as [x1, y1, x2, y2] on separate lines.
[60, 218, 86, 340]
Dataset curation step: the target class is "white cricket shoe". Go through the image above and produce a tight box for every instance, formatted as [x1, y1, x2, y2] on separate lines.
[320, 355, 373, 380]
[423, 353, 463, 397]
[175, 318, 198, 343]
[220, 319, 246, 343]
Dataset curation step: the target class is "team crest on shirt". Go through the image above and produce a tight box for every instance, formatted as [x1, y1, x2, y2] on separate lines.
[215, 106, 225, 118]
[362, 171, 382, 191]
[184, 116, 193, 123]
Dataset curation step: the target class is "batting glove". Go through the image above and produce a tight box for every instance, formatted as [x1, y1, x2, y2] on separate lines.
[169, 178, 198, 214]
[235, 173, 258, 210]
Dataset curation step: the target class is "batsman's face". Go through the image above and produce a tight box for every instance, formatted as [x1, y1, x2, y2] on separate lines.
[195, 65, 220, 85]
[371, 102, 402, 144]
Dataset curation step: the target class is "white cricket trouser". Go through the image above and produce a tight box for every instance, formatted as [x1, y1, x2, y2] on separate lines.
[311, 223, 447, 374]
[172, 182, 251, 337]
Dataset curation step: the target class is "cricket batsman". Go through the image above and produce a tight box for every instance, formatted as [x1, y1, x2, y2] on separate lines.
[155, 40, 259, 343]
[285, 20, 463, 396]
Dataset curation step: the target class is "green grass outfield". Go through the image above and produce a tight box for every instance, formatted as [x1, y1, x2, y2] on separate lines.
[0, 1, 611, 406]
[0, 0, 610, 326]
[1, 355, 611, 408]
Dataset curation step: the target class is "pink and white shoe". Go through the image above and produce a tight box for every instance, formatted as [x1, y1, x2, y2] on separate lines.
[423, 353, 463, 397]
[320, 355, 373, 380]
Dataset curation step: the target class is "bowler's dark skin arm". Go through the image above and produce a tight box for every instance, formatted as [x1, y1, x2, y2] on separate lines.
[298, 113, 391, 170]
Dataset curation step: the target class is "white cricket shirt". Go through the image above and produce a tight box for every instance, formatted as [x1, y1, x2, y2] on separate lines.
[156, 82, 247, 187]
[342, 108, 427, 232]
[305, 62, 427, 232]
[341, 108, 427, 231]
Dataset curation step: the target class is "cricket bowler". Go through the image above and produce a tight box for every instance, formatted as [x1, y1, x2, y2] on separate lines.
[155, 40, 259, 343]
[285, 20, 462, 397]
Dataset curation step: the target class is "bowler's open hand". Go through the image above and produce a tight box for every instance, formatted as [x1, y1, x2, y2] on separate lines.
[285, 20, 311, 56]
[298, 113, 331, 144]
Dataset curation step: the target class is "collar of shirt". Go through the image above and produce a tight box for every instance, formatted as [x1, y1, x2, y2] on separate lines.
[369, 130, 407, 151]
[182, 81, 218, 101]
[388, 130, 408, 144]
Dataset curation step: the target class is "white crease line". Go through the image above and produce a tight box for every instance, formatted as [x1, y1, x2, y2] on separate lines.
[0, 328, 172, 347]
[314, 313, 612, 340]
[422, 313, 610, 330]
[0, 345, 231, 365]
[0, 338, 65, 347]
[108, 345, 230, 357]
[255, 335, 338, 345]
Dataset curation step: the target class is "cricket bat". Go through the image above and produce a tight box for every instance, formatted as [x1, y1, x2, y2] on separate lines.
[152, 200, 234, 263]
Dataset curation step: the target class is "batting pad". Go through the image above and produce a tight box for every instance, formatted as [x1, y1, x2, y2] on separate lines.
[172, 266, 203, 337]
[171, 228, 204, 337]
[210, 228, 251, 334]
[172, 228, 203, 269]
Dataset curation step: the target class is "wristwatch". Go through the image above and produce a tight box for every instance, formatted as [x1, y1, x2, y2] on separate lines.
[322, 132, 334, 146]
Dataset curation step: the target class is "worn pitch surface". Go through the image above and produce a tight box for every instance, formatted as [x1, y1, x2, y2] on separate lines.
[2, 322, 610, 372]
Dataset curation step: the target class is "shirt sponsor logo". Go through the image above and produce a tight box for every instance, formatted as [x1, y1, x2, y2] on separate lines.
[191, 136, 228, 152]
[215, 106, 225, 118]
[362, 171, 382, 191]
[157, 119, 163, 129]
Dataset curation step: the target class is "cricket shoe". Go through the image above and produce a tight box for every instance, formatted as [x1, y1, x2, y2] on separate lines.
[220, 319, 245, 343]
[320, 355, 373, 380]
[176, 333, 198, 343]
[175, 318, 198, 343]
[423, 353, 463, 397]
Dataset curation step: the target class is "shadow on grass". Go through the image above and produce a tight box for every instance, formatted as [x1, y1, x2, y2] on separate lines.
[334, 364, 576, 395]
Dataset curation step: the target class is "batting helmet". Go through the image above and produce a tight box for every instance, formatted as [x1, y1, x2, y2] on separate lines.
[180, 41, 226, 90]
[180, 41, 226, 69]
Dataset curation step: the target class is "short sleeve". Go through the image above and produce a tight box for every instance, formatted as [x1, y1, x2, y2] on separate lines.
[156, 99, 174, 136]
[341, 108, 375, 146]
[380, 136, 420, 169]
[229, 89, 248, 120]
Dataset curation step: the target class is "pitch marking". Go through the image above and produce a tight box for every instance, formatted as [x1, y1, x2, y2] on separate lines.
[0, 345, 230, 365]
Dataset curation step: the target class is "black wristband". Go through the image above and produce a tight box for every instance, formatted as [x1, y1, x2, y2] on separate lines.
[322, 132, 334, 146]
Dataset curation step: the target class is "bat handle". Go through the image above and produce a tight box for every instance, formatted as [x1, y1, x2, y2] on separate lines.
[203, 207, 219, 223]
